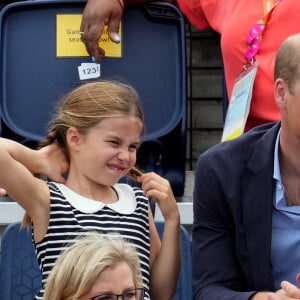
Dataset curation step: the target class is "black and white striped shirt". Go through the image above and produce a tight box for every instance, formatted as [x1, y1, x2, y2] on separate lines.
[34, 181, 151, 299]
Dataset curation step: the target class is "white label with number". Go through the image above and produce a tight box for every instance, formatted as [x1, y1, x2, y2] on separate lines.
[78, 63, 101, 80]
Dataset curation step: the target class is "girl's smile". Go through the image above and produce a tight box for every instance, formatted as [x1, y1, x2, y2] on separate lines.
[66, 116, 143, 196]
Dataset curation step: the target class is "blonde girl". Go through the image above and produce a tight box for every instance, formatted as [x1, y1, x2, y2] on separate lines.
[0, 81, 180, 300]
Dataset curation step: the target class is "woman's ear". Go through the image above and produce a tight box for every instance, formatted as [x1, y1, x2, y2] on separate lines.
[66, 127, 82, 151]
[274, 78, 288, 109]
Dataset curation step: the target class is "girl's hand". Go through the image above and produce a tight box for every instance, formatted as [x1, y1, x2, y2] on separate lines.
[139, 172, 179, 222]
[38, 143, 69, 183]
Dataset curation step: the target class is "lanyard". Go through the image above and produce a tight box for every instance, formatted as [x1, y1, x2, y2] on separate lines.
[245, 0, 281, 65]
[263, 0, 276, 15]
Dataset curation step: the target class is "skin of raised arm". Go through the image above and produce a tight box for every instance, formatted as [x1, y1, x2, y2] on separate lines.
[0, 138, 69, 239]
[140, 172, 181, 300]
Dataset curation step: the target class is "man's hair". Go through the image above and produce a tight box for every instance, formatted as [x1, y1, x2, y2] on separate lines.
[274, 33, 300, 94]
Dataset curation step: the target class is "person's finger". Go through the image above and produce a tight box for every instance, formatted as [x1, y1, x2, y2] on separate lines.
[80, 24, 105, 62]
[281, 281, 300, 298]
[0, 188, 7, 196]
[85, 40, 105, 63]
[53, 174, 67, 184]
[108, 16, 121, 43]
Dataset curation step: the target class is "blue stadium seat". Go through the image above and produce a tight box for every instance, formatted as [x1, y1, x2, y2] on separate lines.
[0, 221, 192, 300]
[0, 222, 42, 300]
[0, 0, 187, 196]
[155, 221, 192, 300]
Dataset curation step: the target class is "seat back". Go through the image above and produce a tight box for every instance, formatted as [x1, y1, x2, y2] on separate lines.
[0, 221, 192, 300]
[155, 221, 192, 300]
[0, 0, 187, 196]
[0, 222, 42, 300]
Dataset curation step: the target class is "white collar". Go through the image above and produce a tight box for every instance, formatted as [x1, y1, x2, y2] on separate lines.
[54, 183, 136, 214]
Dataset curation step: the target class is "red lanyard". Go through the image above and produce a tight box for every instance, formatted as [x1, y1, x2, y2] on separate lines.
[245, 0, 281, 65]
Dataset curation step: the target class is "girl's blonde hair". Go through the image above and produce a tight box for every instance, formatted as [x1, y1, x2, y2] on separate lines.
[41, 80, 144, 153]
[22, 80, 144, 226]
[43, 234, 143, 300]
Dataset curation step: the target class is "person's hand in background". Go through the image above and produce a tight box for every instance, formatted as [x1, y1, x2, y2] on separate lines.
[80, 0, 124, 62]
[80, 0, 175, 62]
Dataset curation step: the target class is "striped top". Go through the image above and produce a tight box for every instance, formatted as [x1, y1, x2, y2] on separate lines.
[33, 181, 151, 299]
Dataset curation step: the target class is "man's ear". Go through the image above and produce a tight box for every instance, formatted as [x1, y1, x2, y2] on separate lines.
[274, 78, 288, 109]
[66, 127, 82, 150]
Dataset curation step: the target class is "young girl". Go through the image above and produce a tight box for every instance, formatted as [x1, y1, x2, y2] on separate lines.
[0, 81, 181, 300]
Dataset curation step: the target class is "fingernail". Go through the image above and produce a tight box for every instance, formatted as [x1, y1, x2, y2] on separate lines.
[112, 33, 121, 42]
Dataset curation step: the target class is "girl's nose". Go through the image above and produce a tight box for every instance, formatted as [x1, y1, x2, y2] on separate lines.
[117, 148, 130, 161]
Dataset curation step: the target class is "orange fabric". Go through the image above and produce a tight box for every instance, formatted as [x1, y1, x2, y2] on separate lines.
[178, 0, 299, 130]
[262, 0, 277, 17]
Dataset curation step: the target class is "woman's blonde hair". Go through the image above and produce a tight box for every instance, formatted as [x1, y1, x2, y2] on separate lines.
[22, 80, 144, 226]
[43, 233, 143, 300]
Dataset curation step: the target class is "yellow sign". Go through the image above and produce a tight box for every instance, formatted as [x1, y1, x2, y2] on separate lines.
[56, 14, 122, 58]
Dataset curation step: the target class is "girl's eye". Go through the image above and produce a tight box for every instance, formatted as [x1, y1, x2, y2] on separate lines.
[109, 141, 119, 146]
[129, 145, 138, 152]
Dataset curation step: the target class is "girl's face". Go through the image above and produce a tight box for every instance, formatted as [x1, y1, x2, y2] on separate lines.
[69, 116, 143, 187]
[80, 261, 137, 300]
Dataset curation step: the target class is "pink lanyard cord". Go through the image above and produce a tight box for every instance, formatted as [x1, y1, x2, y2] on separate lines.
[245, 0, 281, 63]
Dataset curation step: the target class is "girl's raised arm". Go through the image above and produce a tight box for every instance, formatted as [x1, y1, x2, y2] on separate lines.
[0, 138, 68, 225]
[140, 172, 181, 300]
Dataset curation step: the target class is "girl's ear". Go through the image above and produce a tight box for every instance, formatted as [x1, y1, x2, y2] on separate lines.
[274, 78, 288, 109]
[66, 127, 82, 151]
